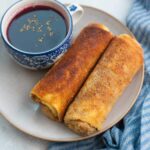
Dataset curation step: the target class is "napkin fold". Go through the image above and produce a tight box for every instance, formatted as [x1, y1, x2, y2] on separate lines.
[49, 0, 150, 149]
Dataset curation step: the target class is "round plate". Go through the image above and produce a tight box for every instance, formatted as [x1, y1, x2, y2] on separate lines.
[0, 5, 144, 142]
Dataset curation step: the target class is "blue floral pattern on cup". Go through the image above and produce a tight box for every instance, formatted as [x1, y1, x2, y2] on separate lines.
[69, 5, 77, 12]
[4, 37, 72, 69]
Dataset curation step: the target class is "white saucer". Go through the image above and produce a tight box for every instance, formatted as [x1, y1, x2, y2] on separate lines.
[0, 5, 144, 142]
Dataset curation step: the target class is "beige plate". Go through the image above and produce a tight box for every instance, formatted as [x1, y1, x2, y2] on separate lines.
[0, 5, 144, 142]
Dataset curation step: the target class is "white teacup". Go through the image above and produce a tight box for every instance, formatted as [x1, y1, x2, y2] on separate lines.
[1, 0, 84, 70]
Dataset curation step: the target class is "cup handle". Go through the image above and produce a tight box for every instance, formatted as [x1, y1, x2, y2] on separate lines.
[67, 4, 84, 26]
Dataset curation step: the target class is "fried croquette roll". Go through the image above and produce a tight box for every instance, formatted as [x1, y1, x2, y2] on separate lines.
[64, 34, 143, 135]
[31, 24, 113, 121]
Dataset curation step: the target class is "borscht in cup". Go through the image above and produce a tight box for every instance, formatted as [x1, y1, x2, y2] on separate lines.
[1, 0, 83, 70]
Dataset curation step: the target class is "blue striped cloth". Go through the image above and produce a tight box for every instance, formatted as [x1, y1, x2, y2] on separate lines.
[49, 0, 150, 149]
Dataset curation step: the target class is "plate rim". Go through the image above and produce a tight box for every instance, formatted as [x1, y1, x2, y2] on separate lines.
[0, 4, 144, 142]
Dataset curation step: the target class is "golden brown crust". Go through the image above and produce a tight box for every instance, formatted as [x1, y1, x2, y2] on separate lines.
[41, 104, 58, 121]
[31, 23, 113, 121]
[64, 34, 143, 135]
[65, 120, 97, 136]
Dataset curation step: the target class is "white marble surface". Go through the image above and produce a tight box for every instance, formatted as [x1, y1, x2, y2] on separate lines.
[0, 0, 132, 150]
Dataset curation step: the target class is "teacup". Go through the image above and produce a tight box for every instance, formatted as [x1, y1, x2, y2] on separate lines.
[1, 0, 83, 70]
